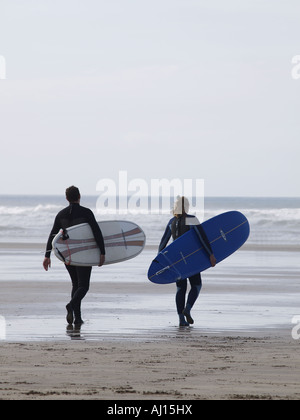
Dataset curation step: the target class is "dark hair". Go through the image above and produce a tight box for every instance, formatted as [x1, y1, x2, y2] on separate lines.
[66, 186, 80, 203]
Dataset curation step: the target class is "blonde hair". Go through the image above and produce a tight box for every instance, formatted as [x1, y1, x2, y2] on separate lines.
[173, 196, 190, 218]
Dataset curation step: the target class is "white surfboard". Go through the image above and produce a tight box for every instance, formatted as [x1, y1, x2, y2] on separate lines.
[52, 220, 146, 267]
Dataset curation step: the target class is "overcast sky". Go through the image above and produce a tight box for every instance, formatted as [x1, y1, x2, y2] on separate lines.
[0, 0, 299, 197]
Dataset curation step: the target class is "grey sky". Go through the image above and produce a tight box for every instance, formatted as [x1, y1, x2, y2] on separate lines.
[0, 0, 299, 197]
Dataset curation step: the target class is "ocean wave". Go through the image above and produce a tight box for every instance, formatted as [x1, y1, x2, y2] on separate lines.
[246, 208, 300, 221]
[0, 196, 299, 246]
[0, 206, 29, 215]
[204, 207, 300, 228]
[0, 204, 61, 216]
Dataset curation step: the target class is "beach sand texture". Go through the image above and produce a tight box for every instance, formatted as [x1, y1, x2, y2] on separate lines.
[1, 333, 300, 400]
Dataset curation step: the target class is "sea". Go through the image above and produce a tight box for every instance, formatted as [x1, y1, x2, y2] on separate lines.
[0, 195, 299, 248]
[0, 195, 299, 340]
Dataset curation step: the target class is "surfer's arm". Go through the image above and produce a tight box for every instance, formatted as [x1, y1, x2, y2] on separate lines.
[194, 225, 217, 267]
[43, 257, 51, 271]
[87, 210, 106, 255]
[193, 224, 213, 256]
[158, 220, 172, 252]
[44, 216, 61, 258]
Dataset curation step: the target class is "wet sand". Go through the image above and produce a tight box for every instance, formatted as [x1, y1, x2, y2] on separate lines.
[1, 244, 300, 400]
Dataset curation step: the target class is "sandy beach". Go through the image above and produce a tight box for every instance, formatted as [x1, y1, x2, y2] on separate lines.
[1, 332, 300, 400]
[0, 240, 300, 400]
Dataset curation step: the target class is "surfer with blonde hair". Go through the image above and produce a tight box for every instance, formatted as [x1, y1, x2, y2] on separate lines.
[159, 196, 216, 326]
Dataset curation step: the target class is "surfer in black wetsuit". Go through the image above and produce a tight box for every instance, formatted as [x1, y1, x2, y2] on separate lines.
[43, 186, 105, 326]
[159, 197, 216, 327]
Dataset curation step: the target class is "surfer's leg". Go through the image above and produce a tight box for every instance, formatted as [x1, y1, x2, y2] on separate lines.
[72, 266, 92, 324]
[65, 265, 79, 298]
[66, 266, 92, 324]
[65, 265, 78, 324]
[187, 273, 202, 308]
[176, 279, 189, 326]
[183, 273, 202, 325]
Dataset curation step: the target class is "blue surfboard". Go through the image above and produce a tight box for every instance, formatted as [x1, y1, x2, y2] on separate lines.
[148, 211, 250, 284]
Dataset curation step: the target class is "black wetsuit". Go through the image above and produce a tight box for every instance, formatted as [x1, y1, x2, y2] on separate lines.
[159, 214, 213, 317]
[159, 214, 213, 255]
[45, 203, 105, 258]
[45, 203, 105, 322]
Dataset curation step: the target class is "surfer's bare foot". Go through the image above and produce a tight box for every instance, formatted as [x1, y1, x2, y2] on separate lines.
[183, 308, 194, 325]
